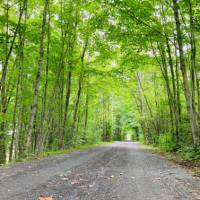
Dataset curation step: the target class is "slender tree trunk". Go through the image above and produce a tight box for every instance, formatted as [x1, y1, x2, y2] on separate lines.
[70, 76, 82, 142]
[0, 0, 27, 91]
[134, 73, 146, 139]
[16, 1, 28, 159]
[0, 0, 27, 164]
[69, 38, 88, 144]
[188, 1, 200, 127]
[159, 44, 175, 133]
[9, 68, 20, 161]
[136, 73, 158, 133]
[26, 0, 49, 153]
[61, 71, 72, 148]
[174, 37, 182, 128]
[188, 1, 196, 112]
[173, 0, 199, 146]
[36, 3, 51, 154]
[84, 89, 89, 132]
[166, 38, 180, 142]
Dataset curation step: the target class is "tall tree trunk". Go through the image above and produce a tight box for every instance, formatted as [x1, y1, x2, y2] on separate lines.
[84, 89, 89, 132]
[173, 0, 199, 146]
[26, 0, 49, 153]
[174, 36, 182, 129]
[61, 71, 72, 148]
[36, 2, 51, 154]
[0, 0, 27, 164]
[188, 0, 200, 126]
[70, 76, 82, 143]
[9, 67, 20, 161]
[136, 73, 158, 134]
[166, 38, 180, 142]
[158, 44, 175, 134]
[188, 0, 196, 112]
[0, 0, 27, 91]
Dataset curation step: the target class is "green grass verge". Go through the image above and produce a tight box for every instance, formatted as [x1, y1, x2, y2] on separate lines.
[42, 142, 109, 157]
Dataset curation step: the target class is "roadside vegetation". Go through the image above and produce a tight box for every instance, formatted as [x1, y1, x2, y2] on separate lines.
[1, 0, 200, 165]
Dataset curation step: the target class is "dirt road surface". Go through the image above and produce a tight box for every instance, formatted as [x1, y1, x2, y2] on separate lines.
[0, 142, 200, 200]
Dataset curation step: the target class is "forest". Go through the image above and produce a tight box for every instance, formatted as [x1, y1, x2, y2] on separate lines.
[0, 0, 200, 164]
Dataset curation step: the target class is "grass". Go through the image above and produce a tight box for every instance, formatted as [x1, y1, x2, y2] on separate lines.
[42, 142, 108, 157]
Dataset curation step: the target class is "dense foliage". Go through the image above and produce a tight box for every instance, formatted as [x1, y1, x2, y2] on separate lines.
[1, 0, 200, 164]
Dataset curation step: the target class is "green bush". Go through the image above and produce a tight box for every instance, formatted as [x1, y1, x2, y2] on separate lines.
[86, 130, 102, 145]
[158, 133, 176, 152]
[139, 134, 146, 144]
[178, 146, 200, 160]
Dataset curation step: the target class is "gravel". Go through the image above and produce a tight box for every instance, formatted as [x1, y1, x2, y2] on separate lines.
[0, 142, 200, 200]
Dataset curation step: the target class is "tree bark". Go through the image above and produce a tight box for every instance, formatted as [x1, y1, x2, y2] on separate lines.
[61, 71, 72, 148]
[26, 0, 49, 153]
[0, 0, 27, 164]
[173, 0, 199, 146]
[70, 75, 82, 142]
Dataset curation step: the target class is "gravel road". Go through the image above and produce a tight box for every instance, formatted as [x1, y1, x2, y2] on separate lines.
[0, 142, 200, 200]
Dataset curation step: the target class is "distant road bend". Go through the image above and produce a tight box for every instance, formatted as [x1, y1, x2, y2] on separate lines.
[0, 142, 200, 200]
